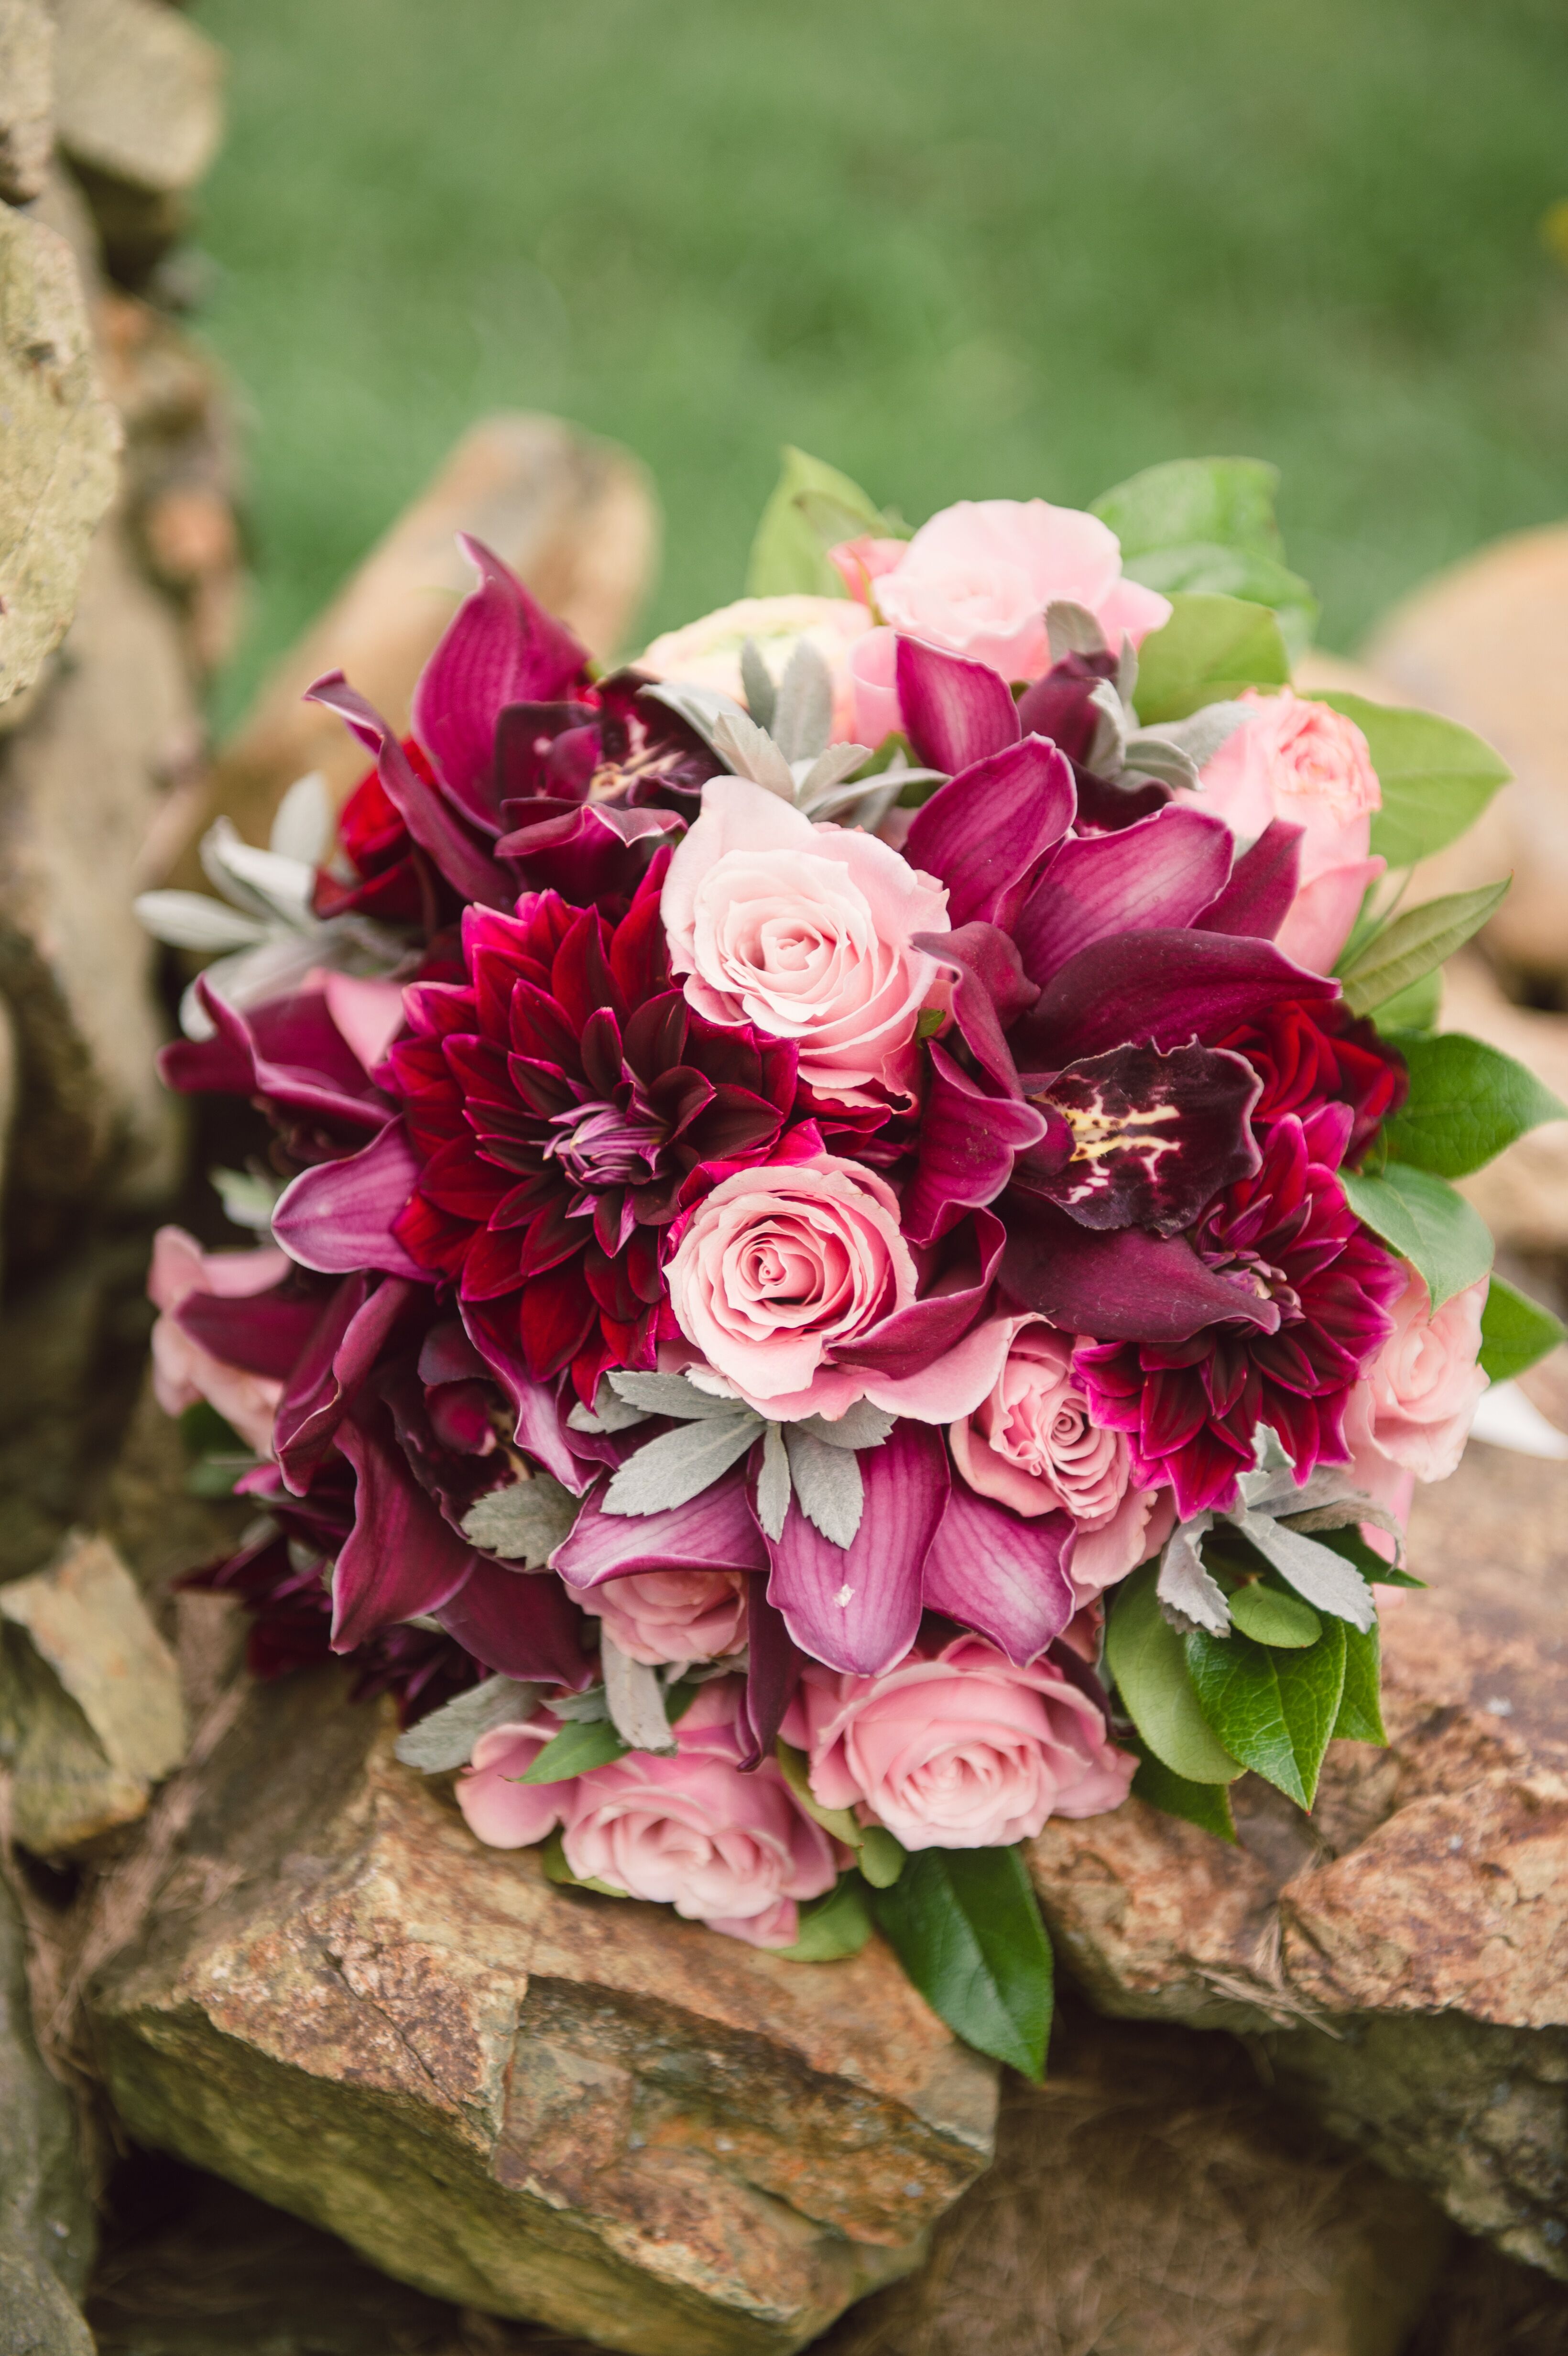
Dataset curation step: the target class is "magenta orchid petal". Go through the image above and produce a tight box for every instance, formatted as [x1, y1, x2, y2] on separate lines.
[457, 1300, 594, 1492]
[764, 1421, 948, 1675]
[1194, 816, 1305, 941]
[1012, 928, 1339, 1069]
[1000, 1209, 1283, 1342]
[331, 1411, 477, 1649]
[410, 536, 588, 826]
[837, 1207, 1005, 1383]
[1011, 807, 1236, 988]
[858, 1296, 1020, 1422]
[901, 1043, 1047, 1246]
[1012, 1043, 1263, 1236]
[174, 1287, 322, 1381]
[495, 800, 682, 902]
[306, 671, 512, 909]
[435, 1559, 593, 1688]
[738, 1577, 805, 1769]
[921, 1483, 1077, 1665]
[162, 978, 389, 1140]
[895, 638, 1020, 774]
[553, 1465, 768, 1590]
[274, 1274, 419, 1494]
[915, 921, 1039, 1093]
[273, 1120, 430, 1281]
[904, 736, 1076, 929]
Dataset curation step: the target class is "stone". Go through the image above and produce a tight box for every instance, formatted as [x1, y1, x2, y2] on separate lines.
[0, 198, 120, 716]
[0, 1529, 184, 1857]
[0, 515, 195, 1262]
[50, 0, 223, 283]
[0, 1866, 95, 2353]
[0, 0, 54, 207]
[158, 412, 658, 886]
[815, 2003, 1448, 2356]
[1362, 524, 1568, 989]
[1027, 1436, 1568, 2279]
[84, 1664, 997, 2356]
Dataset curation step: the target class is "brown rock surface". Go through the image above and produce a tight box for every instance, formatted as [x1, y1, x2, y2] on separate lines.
[0, 1865, 95, 2354]
[0, 197, 120, 715]
[1028, 1437, 1568, 2277]
[50, 0, 223, 282]
[84, 1664, 997, 2356]
[0, 0, 54, 207]
[159, 411, 658, 884]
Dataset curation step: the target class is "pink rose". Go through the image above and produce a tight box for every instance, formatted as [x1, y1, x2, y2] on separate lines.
[837, 499, 1171, 686]
[638, 595, 873, 743]
[1345, 1265, 1488, 1490]
[950, 1318, 1174, 1601]
[661, 775, 949, 1107]
[579, 1569, 748, 1667]
[784, 1633, 1133, 1850]
[1183, 689, 1384, 972]
[456, 1713, 571, 1849]
[148, 1226, 292, 1454]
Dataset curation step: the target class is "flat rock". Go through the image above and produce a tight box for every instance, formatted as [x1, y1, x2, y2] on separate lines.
[85, 1665, 997, 2356]
[1363, 524, 1568, 986]
[0, 198, 120, 716]
[50, 0, 222, 280]
[0, 0, 54, 207]
[0, 1866, 95, 2353]
[1028, 1437, 1568, 2278]
[158, 412, 658, 886]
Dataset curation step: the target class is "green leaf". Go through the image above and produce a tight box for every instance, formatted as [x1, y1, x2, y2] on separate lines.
[1129, 1745, 1238, 1842]
[1124, 544, 1318, 662]
[539, 1827, 627, 1897]
[747, 446, 901, 598]
[857, 1826, 907, 1888]
[1228, 1582, 1323, 1648]
[1105, 1564, 1244, 1785]
[1336, 882, 1509, 1017]
[1314, 693, 1512, 869]
[1132, 593, 1290, 723]
[1332, 1621, 1387, 1745]
[1372, 966, 1442, 1036]
[1185, 1621, 1347, 1808]
[777, 1740, 906, 1885]
[1479, 1274, 1567, 1383]
[1093, 457, 1286, 558]
[184, 1453, 258, 1499]
[1340, 1163, 1493, 1309]
[872, 1845, 1054, 2081]
[1311, 1526, 1425, 1589]
[178, 1400, 243, 1457]
[777, 1873, 875, 1961]
[1383, 1032, 1567, 1178]
[520, 1717, 628, 1785]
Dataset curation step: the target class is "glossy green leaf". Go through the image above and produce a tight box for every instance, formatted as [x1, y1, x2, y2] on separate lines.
[872, 1845, 1054, 2081]
[1479, 1274, 1567, 1383]
[1341, 1163, 1493, 1309]
[1314, 693, 1512, 869]
[1132, 592, 1290, 723]
[1126, 545, 1318, 662]
[519, 1717, 628, 1784]
[1311, 1525, 1425, 1589]
[1336, 882, 1509, 1017]
[1185, 1620, 1347, 1808]
[1105, 1563, 1244, 1785]
[1129, 1745, 1238, 1842]
[1383, 1031, 1566, 1178]
[747, 446, 901, 598]
[1332, 1621, 1387, 1745]
[857, 1826, 907, 1888]
[1093, 457, 1285, 556]
[1372, 966, 1441, 1036]
[179, 1400, 243, 1457]
[1228, 1582, 1322, 1648]
[777, 1874, 874, 1961]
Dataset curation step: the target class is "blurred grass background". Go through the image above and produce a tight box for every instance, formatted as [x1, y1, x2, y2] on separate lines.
[190, 0, 1568, 730]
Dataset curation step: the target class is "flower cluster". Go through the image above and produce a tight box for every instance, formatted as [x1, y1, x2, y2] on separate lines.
[145, 458, 1546, 2069]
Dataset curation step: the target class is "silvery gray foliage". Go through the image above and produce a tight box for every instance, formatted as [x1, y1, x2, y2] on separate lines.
[600, 1633, 679, 1754]
[598, 1372, 891, 1547]
[601, 1410, 760, 1516]
[770, 636, 834, 764]
[1156, 1449, 1394, 1639]
[783, 1424, 864, 1546]
[799, 1400, 894, 1450]
[393, 1676, 544, 1773]
[1045, 600, 1110, 663]
[757, 1421, 791, 1540]
[566, 1379, 651, 1434]
[548, 1654, 741, 1750]
[460, 1472, 577, 1566]
[1034, 603, 1246, 800]
[740, 636, 777, 732]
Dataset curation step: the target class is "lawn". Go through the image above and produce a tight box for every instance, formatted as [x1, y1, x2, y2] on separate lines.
[190, 0, 1568, 727]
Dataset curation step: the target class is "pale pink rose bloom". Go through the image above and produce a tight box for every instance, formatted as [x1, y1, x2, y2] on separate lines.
[1183, 688, 1385, 973]
[849, 625, 902, 746]
[784, 1633, 1133, 1850]
[1345, 1265, 1489, 1489]
[661, 775, 949, 1107]
[843, 499, 1170, 685]
[560, 1682, 838, 1947]
[457, 1717, 573, 1848]
[638, 595, 873, 742]
[580, 1569, 748, 1667]
[148, 1226, 291, 1454]
[950, 1317, 1175, 1601]
[828, 536, 908, 600]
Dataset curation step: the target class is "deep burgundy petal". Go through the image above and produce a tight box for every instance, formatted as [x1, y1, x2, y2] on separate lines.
[921, 1483, 1077, 1664]
[174, 1288, 322, 1380]
[737, 1576, 804, 1770]
[1011, 807, 1236, 989]
[914, 922, 1039, 1094]
[436, 1560, 593, 1688]
[1196, 817, 1304, 941]
[902, 1043, 1047, 1246]
[1001, 1205, 1281, 1342]
[275, 1274, 420, 1494]
[273, 1121, 430, 1280]
[306, 673, 512, 909]
[332, 1410, 477, 1648]
[904, 736, 1076, 929]
[764, 1421, 948, 1675]
[458, 1299, 593, 1492]
[1012, 1043, 1262, 1237]
[554, 1466, 769, 1588]
[1012, 928, 1338, 1068]
[896, 638, 1020, 774]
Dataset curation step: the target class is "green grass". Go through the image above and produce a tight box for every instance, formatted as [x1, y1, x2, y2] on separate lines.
[191, 0, 1568, 729]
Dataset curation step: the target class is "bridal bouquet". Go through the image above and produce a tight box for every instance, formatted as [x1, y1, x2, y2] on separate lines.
[137, 450, 1563, 2077]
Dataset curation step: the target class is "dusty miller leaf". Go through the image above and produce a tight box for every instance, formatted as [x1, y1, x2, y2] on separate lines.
[1156, 1514, 1230, 1636]
[460, 1473, 576, 1566]
[602, 1412, 761, 1516]
[601, 1634, 679, 1754]
[798, 1401, 895, 1451]
[757, 1422, 791, 1540]
[740, 637, 777, 731]
[1237, 1513, 1377, 1633]
[394, 1676, 544, 1773]
[783, 1424, 864, 1547]
[607, 1371, 748, 1421]
[771, 637, 833, 762]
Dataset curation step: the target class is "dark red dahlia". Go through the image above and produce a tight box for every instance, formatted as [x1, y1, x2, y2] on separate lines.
[385, 852, 799, 1400]
[313, 742, 442, 926]
[1075, 1112, 1405, 1516]
[1220, 997, 1407, 1167]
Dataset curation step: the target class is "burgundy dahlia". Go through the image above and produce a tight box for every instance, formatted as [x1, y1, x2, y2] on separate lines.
[1075, 1111, 1405, 1515]
[386, 852, 798, 1401]
[1220, 997, 1407, 1167]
